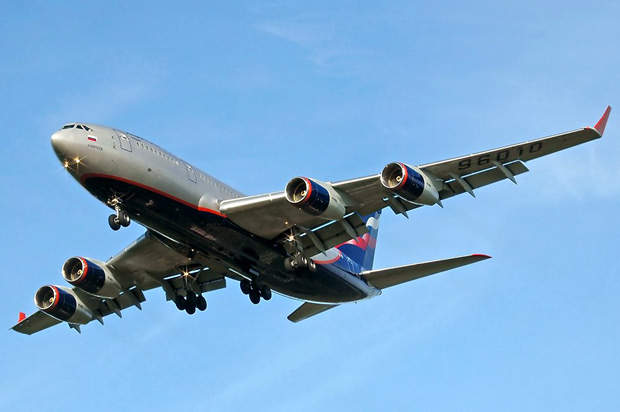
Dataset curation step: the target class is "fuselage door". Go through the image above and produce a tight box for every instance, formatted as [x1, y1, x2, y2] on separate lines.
[186, 164, 197, 183]
[117, 132, 132, 152]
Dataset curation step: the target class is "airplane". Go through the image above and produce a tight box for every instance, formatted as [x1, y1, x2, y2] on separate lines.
[11, 106, 611, 335]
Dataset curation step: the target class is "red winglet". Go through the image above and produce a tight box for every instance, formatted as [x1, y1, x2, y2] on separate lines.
[471, 254, 492, 259]
[18, 312, 26, 323]
[594, 105, 612, 136]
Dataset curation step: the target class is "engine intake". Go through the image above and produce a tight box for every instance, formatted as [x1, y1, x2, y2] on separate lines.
[34, 285, 92, 324]
[62, 257, 121, 298]
[381, 162, 439, 205]
[285, 177, 346, 220]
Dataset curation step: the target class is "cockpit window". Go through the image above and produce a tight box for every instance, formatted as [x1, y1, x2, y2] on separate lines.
[62, 124, 75, 129]
[76, 125, 84, 130]
[83, 125, 91, 131]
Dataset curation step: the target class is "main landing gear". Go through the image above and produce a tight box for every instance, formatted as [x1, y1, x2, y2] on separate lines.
[174, 291, 207, 315]
[108, 208, 130, 231]
[240, 279, 271, 304]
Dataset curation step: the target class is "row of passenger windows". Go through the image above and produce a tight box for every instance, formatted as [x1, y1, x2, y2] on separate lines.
[131, 136, 181, 166]
[126, 132, 239, 196]
[62, 123, 92, 131]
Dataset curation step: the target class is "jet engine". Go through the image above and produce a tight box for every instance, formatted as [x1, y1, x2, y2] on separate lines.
[380, 162, 439, 205]
[285, 177, 346, 220]
[62, 257, 121, 298]
[34, 285, 93, 324]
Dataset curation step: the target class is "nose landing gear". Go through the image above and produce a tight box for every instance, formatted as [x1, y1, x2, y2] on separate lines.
[107, 199, 131, 231]
[240, 279, 271, 304]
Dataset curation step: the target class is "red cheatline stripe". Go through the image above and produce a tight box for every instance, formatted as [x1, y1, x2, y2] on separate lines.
[88, 137, 97, 141]
[80, 173, 228, 218]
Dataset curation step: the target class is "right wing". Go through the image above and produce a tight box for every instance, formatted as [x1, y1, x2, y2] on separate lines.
[220, 107, 611, 254]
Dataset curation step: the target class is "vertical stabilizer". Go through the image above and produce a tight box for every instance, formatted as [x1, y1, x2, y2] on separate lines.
[336, 211, 381, 272]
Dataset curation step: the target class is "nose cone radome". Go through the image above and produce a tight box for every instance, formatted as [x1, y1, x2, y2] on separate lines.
[50, 129, 73, 161]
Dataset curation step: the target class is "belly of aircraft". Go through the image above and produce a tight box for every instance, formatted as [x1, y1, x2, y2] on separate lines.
[82, 176, 367, 303]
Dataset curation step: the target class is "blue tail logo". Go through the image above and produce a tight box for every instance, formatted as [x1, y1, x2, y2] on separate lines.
[311, 211, 381, 273]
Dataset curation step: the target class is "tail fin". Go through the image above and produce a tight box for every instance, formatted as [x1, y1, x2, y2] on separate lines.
[337, 211, 381, 272]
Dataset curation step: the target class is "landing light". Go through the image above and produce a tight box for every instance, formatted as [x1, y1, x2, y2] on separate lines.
[63, 161, 69, 168]
[74, 157, 80, 164]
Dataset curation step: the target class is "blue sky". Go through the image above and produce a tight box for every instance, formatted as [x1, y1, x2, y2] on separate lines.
[2, 1, 619, 410]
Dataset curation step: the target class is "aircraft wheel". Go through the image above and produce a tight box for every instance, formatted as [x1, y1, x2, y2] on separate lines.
[260, 286, 272, 301]
[185, 303, 196, 315]
[196, 295, 207, 311]
[249, 289, 261, 304]
[186, 291, 197, 306]
[119, 210, 130, 227]
[108, 214, 121, 231]
[240, 280, 251, 295]
[174, 295, 186, 310]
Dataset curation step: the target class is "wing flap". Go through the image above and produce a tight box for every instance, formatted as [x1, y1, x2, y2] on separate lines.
[298, 213, 368, 257]
[362, 254, 491, 290]
[287, 302, 338, 323]
[439, 160, 529, 200]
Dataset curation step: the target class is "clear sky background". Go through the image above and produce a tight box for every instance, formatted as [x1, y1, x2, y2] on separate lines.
[1, 1, 619, 411]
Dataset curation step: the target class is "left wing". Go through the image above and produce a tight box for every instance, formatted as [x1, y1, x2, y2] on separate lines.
[11, 230, 232, 335]
[12, 288, 146, 335]
[220, 106, 611, 252]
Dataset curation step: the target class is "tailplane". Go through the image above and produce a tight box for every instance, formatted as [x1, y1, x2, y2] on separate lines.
[361, 254, 491, 289]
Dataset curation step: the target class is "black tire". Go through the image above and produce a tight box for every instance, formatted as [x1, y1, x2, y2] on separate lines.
[186, 291, 197, 306]
[196, 295, 207, 311]
[249, 289, 260, 304]
[260, 286, 272, 301]
[174, 296, 186, 310]
[119, 210, 130, 227]
[108, 214, 121, 231]
[240, 280, 251, 295]
[185, 304, 196, 315]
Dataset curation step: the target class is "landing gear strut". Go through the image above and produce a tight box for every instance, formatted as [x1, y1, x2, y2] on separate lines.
[240, 279, 271, 304]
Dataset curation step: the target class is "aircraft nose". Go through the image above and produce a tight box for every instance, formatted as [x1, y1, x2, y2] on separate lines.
[50, 129, 73, 160]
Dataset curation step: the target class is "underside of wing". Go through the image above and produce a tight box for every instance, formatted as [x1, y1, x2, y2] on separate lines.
[11, 311, 62, 335]
[106, 230, 230, 300]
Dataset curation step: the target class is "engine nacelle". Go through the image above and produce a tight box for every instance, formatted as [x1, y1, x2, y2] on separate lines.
[285, 177, 347, 220]
[34, 285, 93, 324]
[380, 162, 440, 205]
[62, 257, 121, 298]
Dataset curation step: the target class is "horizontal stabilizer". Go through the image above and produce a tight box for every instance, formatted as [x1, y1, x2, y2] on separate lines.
[287, 302, 338, 323]
[362, 254, 491, 290]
